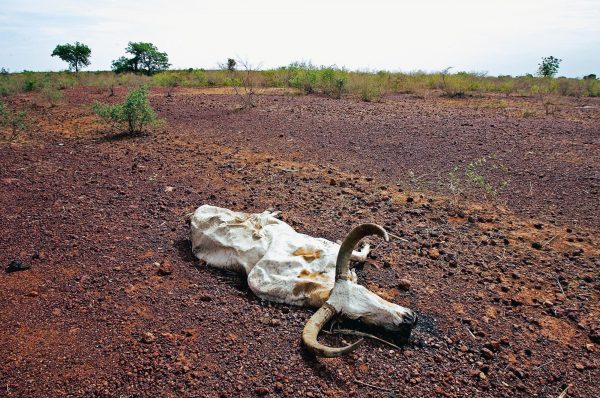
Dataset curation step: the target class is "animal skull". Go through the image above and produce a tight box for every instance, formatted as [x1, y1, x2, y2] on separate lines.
[190, 205, 417, 357]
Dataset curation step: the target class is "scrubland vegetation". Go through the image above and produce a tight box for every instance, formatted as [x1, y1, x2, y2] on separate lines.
[1, 64, 598, 102]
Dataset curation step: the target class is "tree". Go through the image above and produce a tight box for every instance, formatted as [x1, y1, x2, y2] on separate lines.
[227, 58, 236, 72]
[111, 56, 134, 74]
[51, 42, 91, 72]
[537, 56, 561, 77]
[111, 42, 170, 75]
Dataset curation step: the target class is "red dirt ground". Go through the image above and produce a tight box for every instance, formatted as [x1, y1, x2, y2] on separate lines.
[0, 87, 598, 397]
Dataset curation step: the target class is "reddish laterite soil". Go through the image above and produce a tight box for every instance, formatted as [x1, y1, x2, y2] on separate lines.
[0, 87, 598, 397]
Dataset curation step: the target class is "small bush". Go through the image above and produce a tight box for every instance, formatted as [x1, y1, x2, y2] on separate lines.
[154, 72, 181, 97]
[23, 79, 37, 92]
[93, 86, 160, 134]
[0, 101, 29, 139]
[318, 67, 347, 98]
[40, 84, 63, 107]
[350, 74, 384, 102]
[183, 69, 207, 87]
[287, 62, 318, 93]
[522, 109, 536, 117]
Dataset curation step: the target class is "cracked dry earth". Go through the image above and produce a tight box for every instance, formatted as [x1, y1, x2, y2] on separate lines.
[0, 87, 599, 398]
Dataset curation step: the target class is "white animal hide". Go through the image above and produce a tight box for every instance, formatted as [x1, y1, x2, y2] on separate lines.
[190, 204, 415, 332]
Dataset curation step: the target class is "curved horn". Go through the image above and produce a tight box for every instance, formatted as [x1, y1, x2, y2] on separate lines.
[302, 303, 363, 357]
[335, 223, 389, 281]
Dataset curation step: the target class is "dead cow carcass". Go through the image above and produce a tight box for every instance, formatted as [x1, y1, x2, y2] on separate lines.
[189, 204, 417, 357]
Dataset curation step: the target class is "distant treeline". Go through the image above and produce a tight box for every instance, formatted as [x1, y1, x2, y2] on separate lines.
[1, 64, 599, 100]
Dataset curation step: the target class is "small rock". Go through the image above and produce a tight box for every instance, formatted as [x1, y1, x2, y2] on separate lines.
[199, 293, 212, 302]
[484, 341, 500, 352]
[254, 387, 269, 396]
[27, 291, 39, 297]
[398, 279, 411, 291]
[157, 258, 173, 276]
[585, 344, 595, 352]
[543, 300, 554, 307]
[141, 332, 156, 344]
[533, 223, 544, 230]
[406, 197, 414, 203]
[6, 260, 29, 273]
[589, 328, 600, 343]
[511, 298, 524, 306]
[481, 347, 494, 359]
[531, 242, 543, 250]
[329, 178, 337, 186]
[574, 363, 585, 371]
[510, 367, 526, 379]
[428, 248, 440, 260]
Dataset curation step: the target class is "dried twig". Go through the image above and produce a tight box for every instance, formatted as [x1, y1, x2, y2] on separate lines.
[324, 328, 401, 350]
[542, 235, 559, 248]
[556, 278, 565, 295]
[557, 384, 571, 398]
[534, 359, 554, 370]
[353, 379, 393, 392]
[388, 232, 409, 243]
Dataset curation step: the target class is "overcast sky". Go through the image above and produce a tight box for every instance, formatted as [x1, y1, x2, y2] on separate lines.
[1, 0, 598, 77]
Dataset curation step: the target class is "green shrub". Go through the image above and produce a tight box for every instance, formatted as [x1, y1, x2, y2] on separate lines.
[93, 86, 160, 134]
[318, 67, 347, 98]
[184, 69, 207, 87]
[23, 79, 37, 92]
[154, 72, 181, 96]
[0, 101, 28, 139]
[287, 62, 318, 93]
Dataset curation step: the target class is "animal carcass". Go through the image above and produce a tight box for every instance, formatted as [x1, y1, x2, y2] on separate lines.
[190, 204, 417, 357]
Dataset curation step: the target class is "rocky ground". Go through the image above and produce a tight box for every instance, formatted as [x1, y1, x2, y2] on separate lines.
[0, 87, 598, 397]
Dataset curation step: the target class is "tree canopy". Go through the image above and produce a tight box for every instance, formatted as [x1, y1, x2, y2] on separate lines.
[537, 56, 562, 78]
[112, 42, 170, 75]
[51, 42, 91, 72]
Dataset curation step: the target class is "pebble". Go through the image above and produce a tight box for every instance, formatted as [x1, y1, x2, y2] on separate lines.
[481, 347, 494, 359]
[157, 258, 173, 276]
[141, 332, 156, 344]
[398, 279, 411, 291]
[6, 260, 29, 273]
